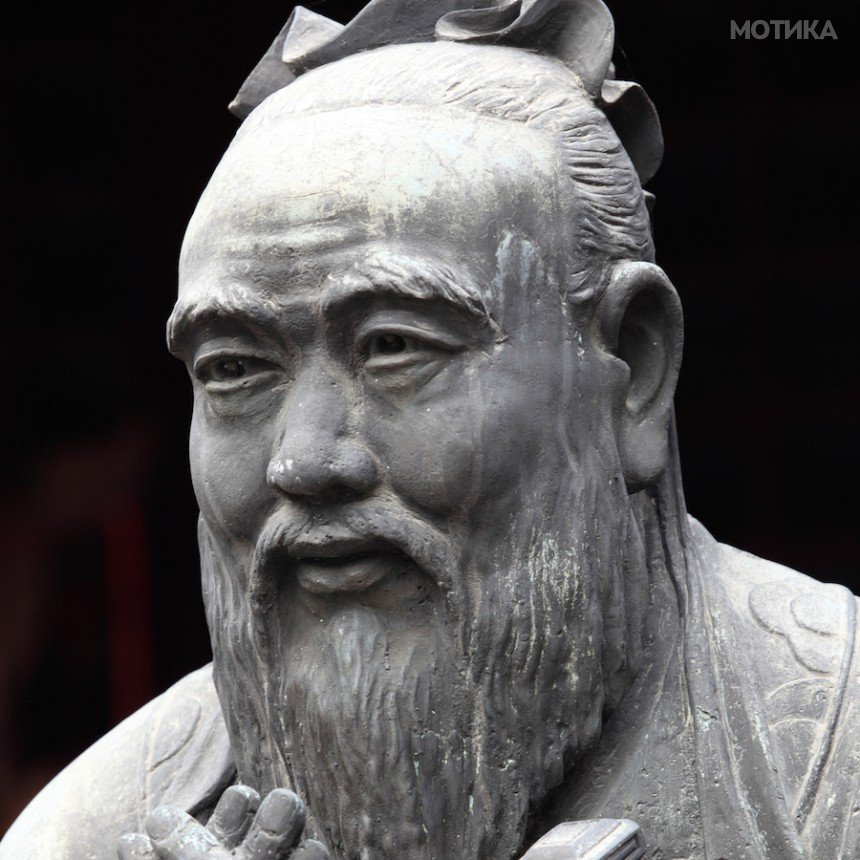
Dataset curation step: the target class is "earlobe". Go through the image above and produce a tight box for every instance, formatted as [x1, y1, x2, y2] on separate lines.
[598, 261, 684, 492]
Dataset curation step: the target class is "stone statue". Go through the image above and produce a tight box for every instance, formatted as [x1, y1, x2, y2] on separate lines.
[3, 1, 857, 858]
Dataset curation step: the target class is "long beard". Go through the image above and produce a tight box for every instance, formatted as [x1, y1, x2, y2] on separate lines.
[201, 469, 637, 860]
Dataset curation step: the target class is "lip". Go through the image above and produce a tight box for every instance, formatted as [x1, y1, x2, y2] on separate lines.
[294, 550, 408, 595]
[267, 534, 410, 595]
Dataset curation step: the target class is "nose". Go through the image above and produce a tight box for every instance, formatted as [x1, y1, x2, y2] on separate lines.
[266, 368, 380, 502]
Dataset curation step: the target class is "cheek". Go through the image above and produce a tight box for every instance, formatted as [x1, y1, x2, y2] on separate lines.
[474, 352, 567, 503]
[363, 382, 478, 514]
[362, 351, 564, 518]
[189, 396, 274, 540]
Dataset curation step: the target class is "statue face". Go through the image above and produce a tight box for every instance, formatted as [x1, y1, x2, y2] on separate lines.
[174, 103, 618, 616]
[172, 102, 629, 859]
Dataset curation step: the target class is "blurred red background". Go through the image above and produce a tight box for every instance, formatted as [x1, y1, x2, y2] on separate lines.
[2, 0, 858, 834]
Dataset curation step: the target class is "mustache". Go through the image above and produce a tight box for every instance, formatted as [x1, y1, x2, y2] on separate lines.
[250, 498, 460, 599]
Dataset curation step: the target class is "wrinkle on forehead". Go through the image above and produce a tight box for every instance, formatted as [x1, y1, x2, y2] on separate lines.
[178, 102, 570, 338]
[182, 221, 366, 276]
[185, 103, 561, 239]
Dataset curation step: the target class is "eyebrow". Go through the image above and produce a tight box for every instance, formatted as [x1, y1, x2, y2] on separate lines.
[167, 256, 497, 355]
[323, 254, 496, 326]
[166, 291, 286, 356]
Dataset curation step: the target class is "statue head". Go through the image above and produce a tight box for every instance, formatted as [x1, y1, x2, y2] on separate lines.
[168, 3, 683, 857]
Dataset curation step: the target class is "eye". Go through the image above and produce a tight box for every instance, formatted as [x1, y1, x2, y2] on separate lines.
[207, 357, 247, 381]
[356, 319, 465, 380]
[194, 353, 279, 387]
[363, 331, 436, 371]
[368, 333, 411, 356]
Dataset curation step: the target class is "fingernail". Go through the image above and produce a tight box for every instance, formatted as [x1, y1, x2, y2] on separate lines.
[146, 806, 182, 840]
[258, 789, 304, 833]
[117, 833, 154, 860]
[293, 839, 332, 860]
[230, 784, 260, 814]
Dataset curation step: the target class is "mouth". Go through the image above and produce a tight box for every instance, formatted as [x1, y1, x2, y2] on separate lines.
[269, 534, 412, 596]
[294, 550, 409, 595]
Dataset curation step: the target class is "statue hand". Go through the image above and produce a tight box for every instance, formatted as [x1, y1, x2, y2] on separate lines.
[117, 786, 330, 860]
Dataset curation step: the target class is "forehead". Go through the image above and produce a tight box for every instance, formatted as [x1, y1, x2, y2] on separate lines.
[179, 104, 563, 287]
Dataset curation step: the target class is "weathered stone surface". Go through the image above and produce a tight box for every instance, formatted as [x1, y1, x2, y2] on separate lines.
[2, 2, 857, 858]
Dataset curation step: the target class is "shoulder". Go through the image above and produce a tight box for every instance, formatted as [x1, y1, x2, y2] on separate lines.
[0, 665, 235, 860]
[688, 517, 856, 686]
[698, 526, 857, 696]
[690, 519, 860, 853]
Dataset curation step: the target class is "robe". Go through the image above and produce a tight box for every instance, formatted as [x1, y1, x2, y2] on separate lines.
[2, 516, 857, 859]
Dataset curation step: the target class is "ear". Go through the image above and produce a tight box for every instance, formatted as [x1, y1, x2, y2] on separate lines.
[597, 261, 683, 492]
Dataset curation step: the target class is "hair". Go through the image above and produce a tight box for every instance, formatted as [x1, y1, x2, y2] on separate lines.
[240, 41, 655, 305]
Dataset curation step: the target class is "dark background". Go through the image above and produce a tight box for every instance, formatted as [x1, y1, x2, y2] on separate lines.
[2, 0, 857, 833]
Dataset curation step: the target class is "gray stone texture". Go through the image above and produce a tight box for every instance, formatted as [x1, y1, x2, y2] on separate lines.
[2, 2, 857, 858]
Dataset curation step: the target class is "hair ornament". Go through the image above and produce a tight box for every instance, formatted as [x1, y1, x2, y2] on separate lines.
[229, 0, 662, 184]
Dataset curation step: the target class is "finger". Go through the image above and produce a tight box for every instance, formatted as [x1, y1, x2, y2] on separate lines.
[291, 839, 332, 860]
[145, 805, 229, 859]
[208, 785, 261, 848]
[117, 832, 158, 860]
[240, 789, 306, 859]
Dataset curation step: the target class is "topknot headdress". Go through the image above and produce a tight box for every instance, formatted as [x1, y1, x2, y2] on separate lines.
[229, 0, 663, 185]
